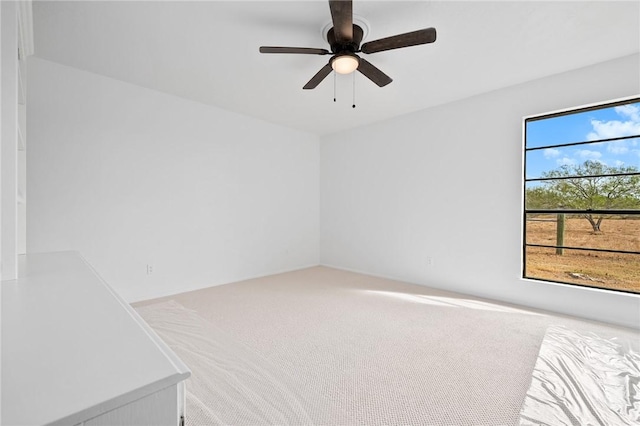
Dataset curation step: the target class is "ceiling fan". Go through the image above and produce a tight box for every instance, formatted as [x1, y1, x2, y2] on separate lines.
[259, 0, 437, 89]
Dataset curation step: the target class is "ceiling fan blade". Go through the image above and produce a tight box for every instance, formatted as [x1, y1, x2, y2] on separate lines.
[361, 27, 437, 54]
[357, 58, 392, 87]
[329, 0, 353, 43]
[259, 46, 330, 55]
[303, 63, 333, 90]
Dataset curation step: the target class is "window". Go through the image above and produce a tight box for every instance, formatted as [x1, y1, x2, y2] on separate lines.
[523, 96, 640, 294]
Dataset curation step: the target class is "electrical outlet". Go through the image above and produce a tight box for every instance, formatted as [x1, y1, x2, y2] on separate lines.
[146, 264, 154, 275]
[426, 257, 434, 267]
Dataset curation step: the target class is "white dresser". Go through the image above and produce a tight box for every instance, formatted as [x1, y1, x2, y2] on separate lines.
[1, 252, 190, 426]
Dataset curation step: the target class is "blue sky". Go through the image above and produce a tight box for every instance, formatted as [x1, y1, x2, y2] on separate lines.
[526, 100, 640, 180]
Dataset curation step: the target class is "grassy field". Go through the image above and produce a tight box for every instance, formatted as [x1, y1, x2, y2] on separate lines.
[525, 216, 640, 293]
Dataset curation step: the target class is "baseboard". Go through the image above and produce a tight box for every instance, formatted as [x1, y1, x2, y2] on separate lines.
[131, 263, 321, 304]
[319, 262, 426, 287]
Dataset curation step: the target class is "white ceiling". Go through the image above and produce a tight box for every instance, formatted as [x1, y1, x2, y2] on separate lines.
[33, 1, 640, 136]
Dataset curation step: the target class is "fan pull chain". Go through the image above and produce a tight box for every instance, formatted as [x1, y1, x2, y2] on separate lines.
[352, 72, 356, 108]
[333, 71, 336, 102]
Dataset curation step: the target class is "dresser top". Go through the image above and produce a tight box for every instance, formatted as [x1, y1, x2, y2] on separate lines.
[2, 251, 190, 426]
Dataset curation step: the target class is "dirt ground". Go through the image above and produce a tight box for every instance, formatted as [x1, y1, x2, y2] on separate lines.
[525, 216, 640, 293]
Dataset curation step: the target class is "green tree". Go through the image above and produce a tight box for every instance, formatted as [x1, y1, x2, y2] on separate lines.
[525, 186, 564, 210]
[527, 160, 640, 232]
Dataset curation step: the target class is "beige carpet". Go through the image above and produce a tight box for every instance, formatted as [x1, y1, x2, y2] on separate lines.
[134, 266, 639, 426]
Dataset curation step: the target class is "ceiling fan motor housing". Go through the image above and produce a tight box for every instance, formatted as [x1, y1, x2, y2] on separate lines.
[327, 24, 364, 54]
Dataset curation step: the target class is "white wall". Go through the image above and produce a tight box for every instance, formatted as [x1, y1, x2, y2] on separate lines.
[0, 4, 3, 421]
[27, 53, 640, 327]
[28, 57, 319, 302]
[2, 0, 18, 281]
[320, 54, 640, 329]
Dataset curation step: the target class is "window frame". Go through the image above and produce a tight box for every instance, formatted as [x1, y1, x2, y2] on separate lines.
[522, 95, 640, 295]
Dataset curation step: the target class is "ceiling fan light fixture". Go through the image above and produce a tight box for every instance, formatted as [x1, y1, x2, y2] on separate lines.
[331, 54, 359, 74]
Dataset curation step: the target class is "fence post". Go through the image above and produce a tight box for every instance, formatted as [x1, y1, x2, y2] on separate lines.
[556, 214, 565, 255]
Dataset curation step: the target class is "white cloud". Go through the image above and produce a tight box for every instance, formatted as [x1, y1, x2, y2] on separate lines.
[614, 160, 625, 167]
[586, 103, 640, 140]
[607, 141, 630, 154]
[576, 149, 602, 160]
[557, 157, 576, 166]
[587, 119, 640, 140]
[615, 104, 640, 121]
[543, 148, 560, 159]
